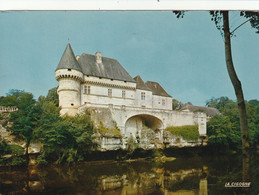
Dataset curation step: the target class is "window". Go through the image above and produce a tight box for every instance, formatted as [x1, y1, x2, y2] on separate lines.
[122, 90, 126, 98]
[68, 68, 71, 71]
[84, 85, 91, 94]
[108, 89, 112, 97]
[141, 92, 145, 100]
[71, 103, 74, 106]
[162, 99, 166, 106]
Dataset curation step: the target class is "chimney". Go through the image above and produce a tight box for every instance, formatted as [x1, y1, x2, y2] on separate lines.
[95, 52, 102, 64]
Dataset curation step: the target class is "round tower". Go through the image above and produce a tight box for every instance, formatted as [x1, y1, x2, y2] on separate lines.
[55, 43, 83, 116]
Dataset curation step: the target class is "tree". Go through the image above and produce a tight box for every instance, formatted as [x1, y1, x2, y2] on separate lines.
[35, 96, 97, 164]
[213, 11, 258, 183]
[7, 91, 41, 164]
[45, 87, 59, 107]
[0, 89, 25, 106]
[174, 11, 259, 182]
[209, 11, 259, 152]
[172, 99, 183, 110]
[207, 96, 259, 148]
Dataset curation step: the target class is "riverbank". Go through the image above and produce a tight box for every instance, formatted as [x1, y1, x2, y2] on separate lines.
[0, 145, 251, 168]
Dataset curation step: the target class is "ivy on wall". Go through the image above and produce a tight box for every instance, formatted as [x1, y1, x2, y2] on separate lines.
[165, 125, 199, 141]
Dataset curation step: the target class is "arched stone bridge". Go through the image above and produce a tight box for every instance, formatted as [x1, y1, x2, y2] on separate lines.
[79, 103, 207, 138]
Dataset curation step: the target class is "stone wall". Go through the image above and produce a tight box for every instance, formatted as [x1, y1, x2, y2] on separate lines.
[83, 106, 206, 151]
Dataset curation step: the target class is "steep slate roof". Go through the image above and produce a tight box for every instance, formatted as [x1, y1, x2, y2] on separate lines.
[77, 53, 136, 83]
[133, 76, 152, 91]
[145, 81, 171, 97]
[56, 43, 82, 72]
[181, 103, 220, 116]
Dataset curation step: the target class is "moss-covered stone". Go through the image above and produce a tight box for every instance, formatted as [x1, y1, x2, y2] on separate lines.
[97, 122, 121, 137]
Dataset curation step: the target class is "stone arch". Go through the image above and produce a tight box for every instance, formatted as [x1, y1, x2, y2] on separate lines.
[124, 114, 163, 138]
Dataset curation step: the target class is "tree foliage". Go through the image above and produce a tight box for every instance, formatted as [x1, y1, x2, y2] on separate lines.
[36, 108, 96, 164]
[2, 90, 41, 162]
[0, 88, 97, 165]
[207, 97, 259, 149]
[35, 89, 97, 164]
[172, 99, 184, 110]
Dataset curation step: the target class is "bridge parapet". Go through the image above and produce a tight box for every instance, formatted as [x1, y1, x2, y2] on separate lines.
[0, 106, 18, 113]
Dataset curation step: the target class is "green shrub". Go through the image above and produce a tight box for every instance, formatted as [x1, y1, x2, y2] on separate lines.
[98, 122, 121, 137]
[127, 135, 138, 153]
[151, 149, 163, 158]
[166, 125, 199, 141]
[0, 158, 5, 165]
[11, 157, 26, 166]
[9, 144, 24, 155]
[36, 154, 48, 165]
[0, 141, 11, 155]
[0, 113, 10, 127]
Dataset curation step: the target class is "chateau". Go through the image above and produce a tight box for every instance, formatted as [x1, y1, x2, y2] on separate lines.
[55, 43, 207, 150]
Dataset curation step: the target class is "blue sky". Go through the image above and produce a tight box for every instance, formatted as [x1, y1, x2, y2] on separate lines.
[0, 11, 258, 106]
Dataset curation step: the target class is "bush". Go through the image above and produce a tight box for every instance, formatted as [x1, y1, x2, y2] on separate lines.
[207, 115, 241, 149]
[0, 141, 11, 155]
[11, 157, 26, 166]
[9, 144, 24, 155]
[0, 158, 5, 165]
[98, 122, 121, 137]
[37, 110, 97, 164]
[151, 149, 163, 158]
[127, 135, 138, 153]
[36, 154, 48, 165]
[166, 125, 199, 141]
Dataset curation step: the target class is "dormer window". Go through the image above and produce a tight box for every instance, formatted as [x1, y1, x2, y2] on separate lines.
[68, 69, 71, 71]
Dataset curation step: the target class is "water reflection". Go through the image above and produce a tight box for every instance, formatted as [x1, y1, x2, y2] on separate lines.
[0, 154, 258, 194]
[95, 168, 207, 195]
[0, 162, 207, 194]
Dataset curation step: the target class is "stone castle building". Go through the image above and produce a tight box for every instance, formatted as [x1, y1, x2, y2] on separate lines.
[55, 43, 207, 150]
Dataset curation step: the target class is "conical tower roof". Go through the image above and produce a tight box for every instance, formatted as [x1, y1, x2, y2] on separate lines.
[56, 43, 82, 72]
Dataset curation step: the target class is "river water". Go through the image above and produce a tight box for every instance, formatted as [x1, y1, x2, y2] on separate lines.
[0, 153, 259, 195]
